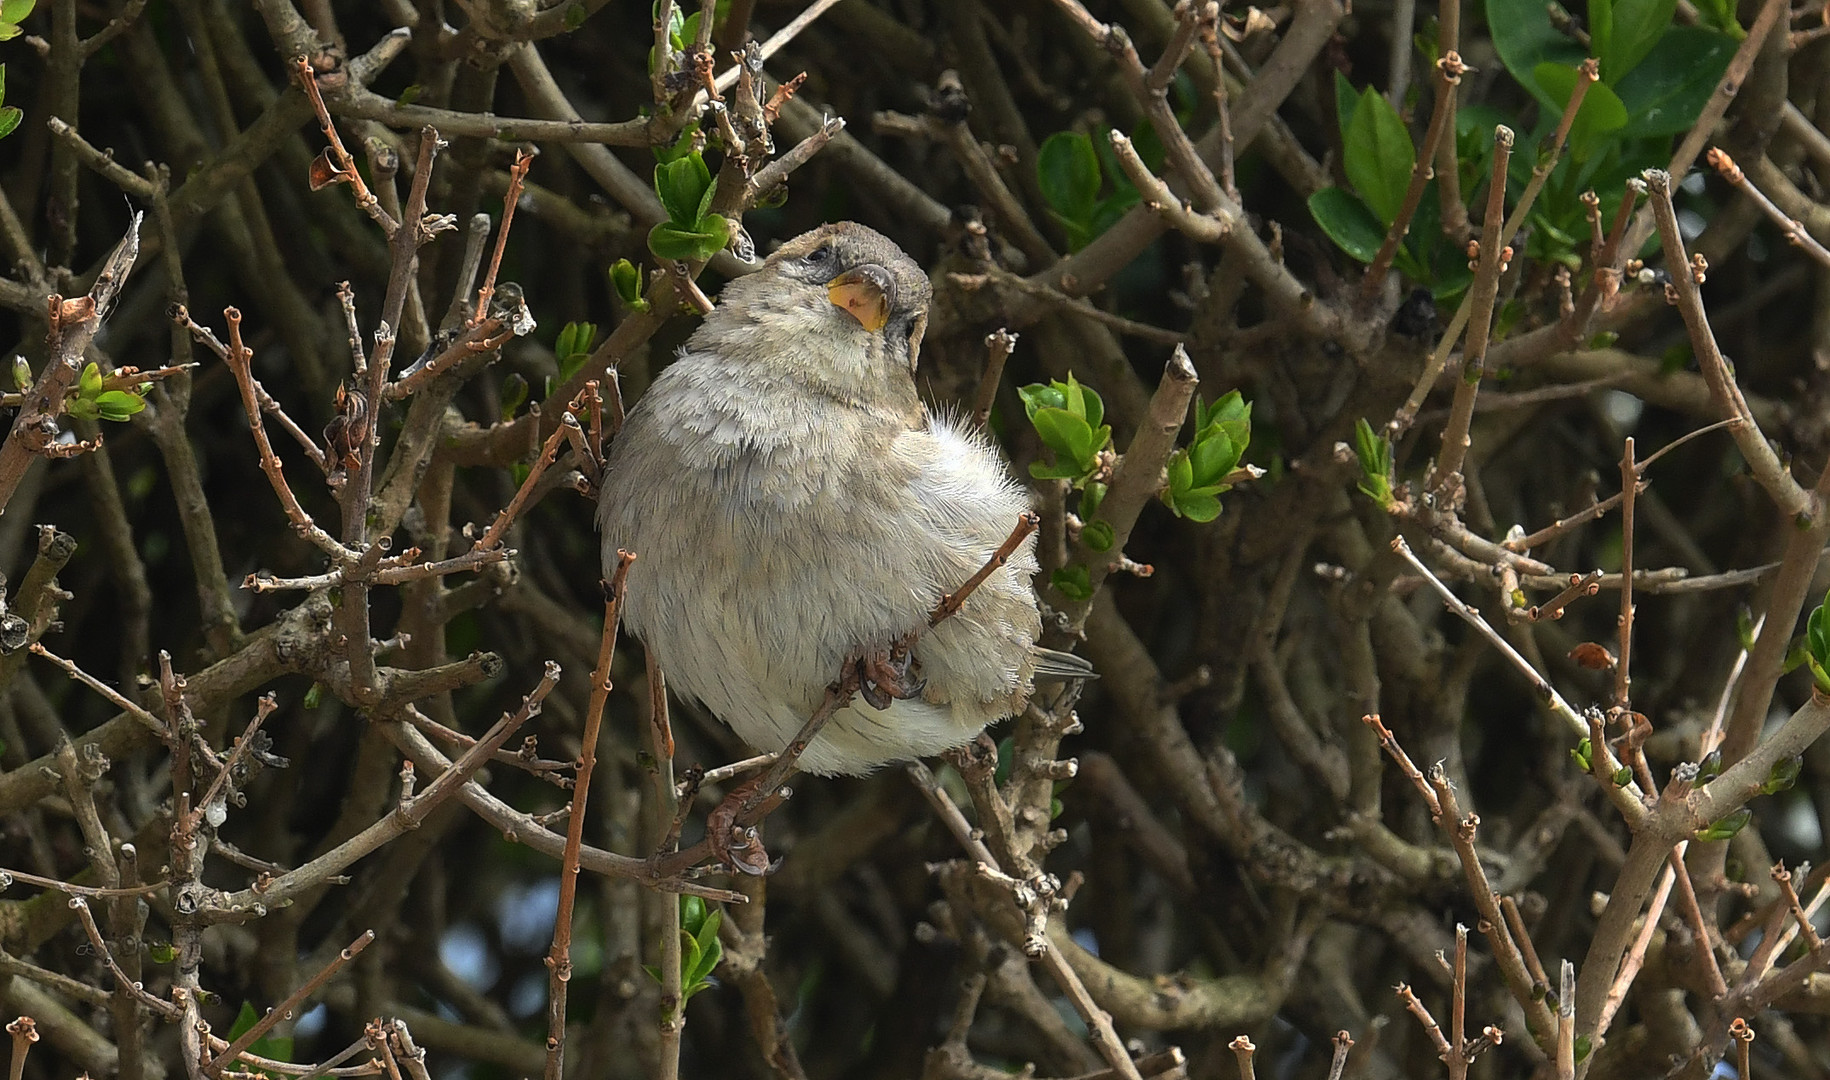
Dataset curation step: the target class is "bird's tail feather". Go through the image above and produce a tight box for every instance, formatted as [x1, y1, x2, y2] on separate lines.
[1032, 647, 1098, 681]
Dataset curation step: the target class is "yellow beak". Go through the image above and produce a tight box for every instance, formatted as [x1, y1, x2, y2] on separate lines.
[827, 267, 890, 332]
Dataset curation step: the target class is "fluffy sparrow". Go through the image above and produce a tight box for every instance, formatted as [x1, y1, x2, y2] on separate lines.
[598, 222, 1088, 780]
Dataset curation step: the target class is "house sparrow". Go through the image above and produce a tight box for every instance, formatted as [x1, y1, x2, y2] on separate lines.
[598, 222, 1088, 781]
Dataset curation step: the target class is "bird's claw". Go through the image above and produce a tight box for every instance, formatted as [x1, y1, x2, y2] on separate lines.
[855, 635, 924, 711]
[705, 778, 779, 876]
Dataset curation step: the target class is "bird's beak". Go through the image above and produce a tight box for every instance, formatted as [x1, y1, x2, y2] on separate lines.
[827, 265, 892, 332]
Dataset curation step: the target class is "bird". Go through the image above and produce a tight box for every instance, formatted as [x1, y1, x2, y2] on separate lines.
[597, 222, 1090, 798]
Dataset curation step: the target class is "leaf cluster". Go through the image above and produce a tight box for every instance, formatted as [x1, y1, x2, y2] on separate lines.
[1161, 391, 1250, 522]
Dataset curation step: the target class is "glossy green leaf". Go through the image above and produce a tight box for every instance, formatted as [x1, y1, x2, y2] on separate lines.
[1593, 0, 1677, 83]
[1697, 749, 1722, 783]
[1612, 27, 1735, 136]
[1570, 737, 1593, 771]
[1017, 382, 1067, 420]
[1343, 87, 1414, 224]
[0, 1, 34, 26]
[1333, 71, 1358, 143]
[1534, 63, 1629, 160]
[1308, 188, 1386, 264]
[1487, 0, 1588, 110]
[1081, 519, 1115, 552]
[1031, 408, 1096, 471]
[1038, 131, 1102, 225]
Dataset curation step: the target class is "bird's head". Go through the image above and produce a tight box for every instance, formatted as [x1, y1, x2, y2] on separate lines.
[761, 222, 932, 375]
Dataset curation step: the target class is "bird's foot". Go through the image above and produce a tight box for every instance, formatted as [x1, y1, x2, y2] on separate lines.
[853, 632, 925, 710]
[705, 776, 782, 876]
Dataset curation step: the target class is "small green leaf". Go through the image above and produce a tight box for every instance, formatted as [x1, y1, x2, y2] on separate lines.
[395, 85, 422, 108]
[1171, 489, 1222, 522]
[1342, 86, 1415, 225]
[500, 373, 529, 420]
[149, 941, 178, 964]
[303, 682, 323, 710]
[1017, 382, 1067, 420]
[1079, 481, 1106, 518]
[1031, 408, 1096, 472]
[654, 154, 713, 225]
[1694, 807, 1752, 842]
[1761, 755, 1803, 796]
[648, 220, 728, 262]
[1612, 766, 1633, 786]
[11, 356, 29, 390]
[564, 3, 589, 30]
[1308, 187, 1387, 264]
[1081, 519, 1115, 552]
[0, 0, 36, 24]
[96, 390, 146, 421]
[1051, 565, 1093, 602]
[79, 362, 102, 397]
[1570, 737, 1593, 772]
[1037, 132, 1101, 226]
[610, 259, 646, 307]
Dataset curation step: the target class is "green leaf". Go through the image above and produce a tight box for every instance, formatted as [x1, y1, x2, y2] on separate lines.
[1081, 519, 1115, 552]
[610, 259, 645, 306]
[148, 941, 178, 964]
[1051, 565, 1093, 602]
[1079, 481, 1106, 518]
[1570, 737, 1593, 772]
[653, 120, 702, 164]
[1760, 754, 1802, 796]
[1342, 87, 1415, 224]
[556, 321, 596, 364]
[0, 1, 35, 25]
[96, 390, 146, 421]
[1172, 488, 1223, 522]
[1037, 132, 1102, 226]
[1594, 0, 1677, 83]
[1534, 63, 1629, 161]
[1696, 749, 1722, 782]
[1308, 188, 1386, 264]
[654, 154, 713, 226]
[11, 356, 29, 390]
[500, 373, 528, 420]
[1333, 71, 1359, 144]
[1017, 382, 1067, 420]
[79, 362, 102, 398]
[563, 3, 589, 31]
[648, 219, 727, 262]
[1612, 765, 1634, 786]
[1031, 408, 1096, 472]
[1189, 430, 1241, 486]
[1612, 27, 1736, 136]
[1694, 807, 1751, 842]
[226, 1000, 294, 1078]
[395, 85, 422, 108]
[1486, 0, 1589, 111]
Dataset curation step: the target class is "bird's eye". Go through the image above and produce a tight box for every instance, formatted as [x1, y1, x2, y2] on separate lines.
[805, 245, 832, 264]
